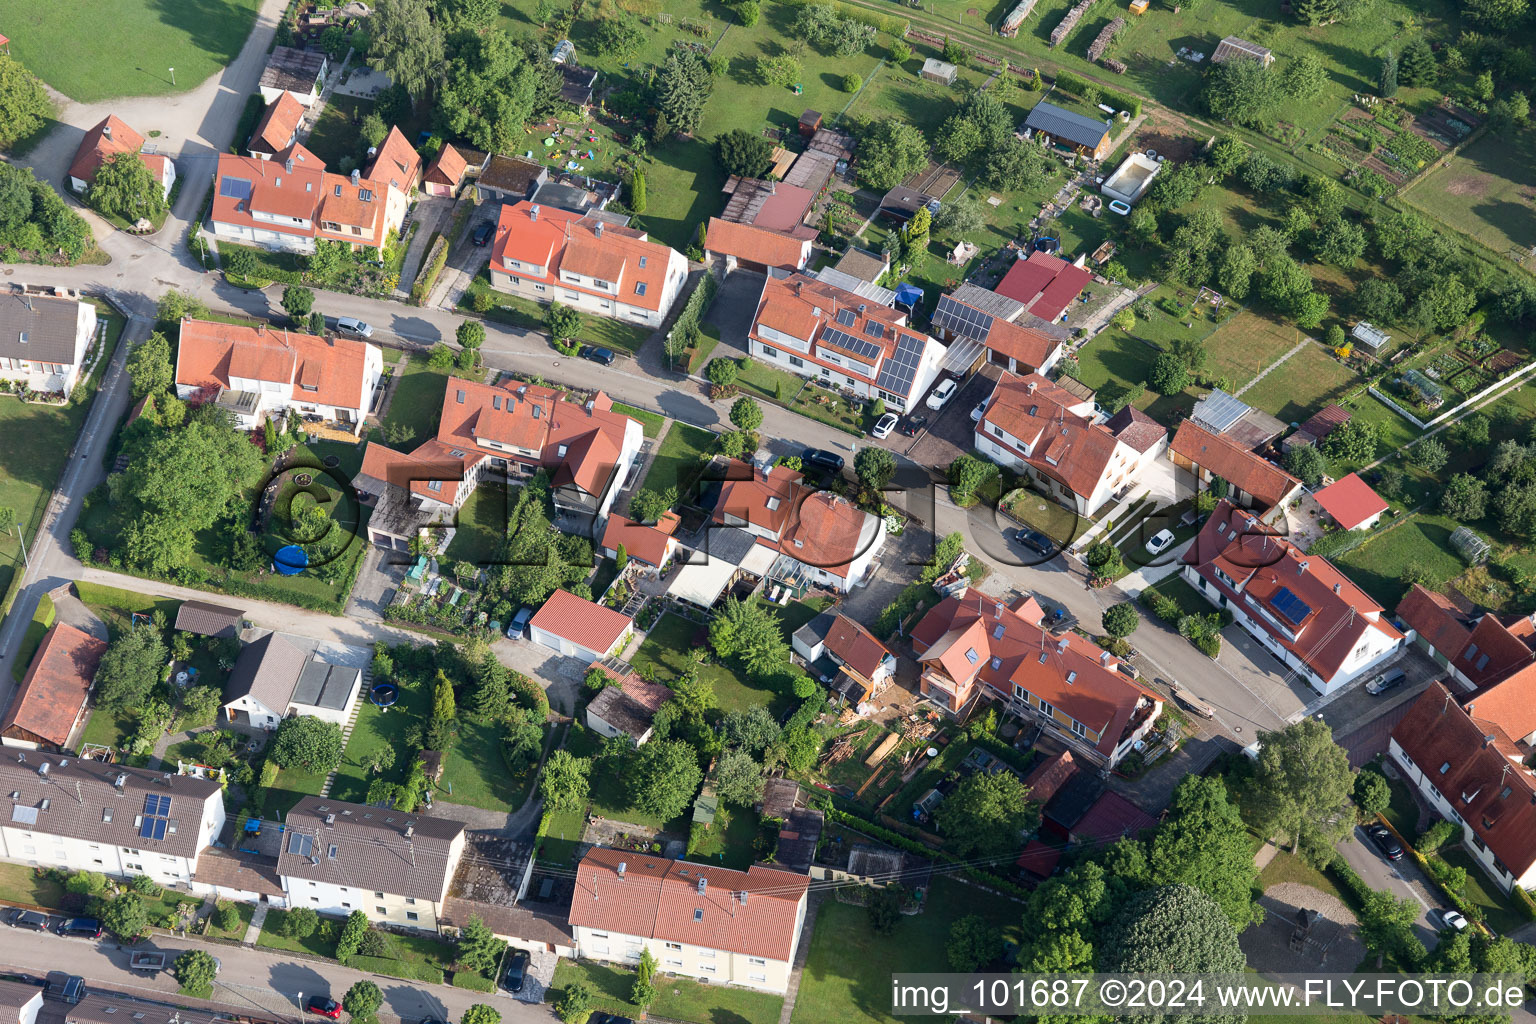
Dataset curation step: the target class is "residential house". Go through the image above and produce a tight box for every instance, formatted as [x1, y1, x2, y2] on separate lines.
[1181, 500, 1406, 695]
[1169, 420, 1301, 516]
[258, 46, 328, 105]
[746, 272, 947, 413]
[219, 632, 364, 729]
[908, 593, 1164, 766]
[0, 980, 42, 1024]
[277, 796, 467, 929]
[529, 589, 635, 663]
[67, 115, 175, 198]
[713, 460, 886, 593]
[0, 287, 98, 395]
[1211, 35, 1274, 66]
[1023, 101, 1113, 159]
[1390, 681, 1536, 893]
[1395, 588, 1536, 690]
[352, 377, 644, 548]
[1, 623, 106, 751]
[475, 155, 548, 203]
[1395, 584, 1474, 675]
[0, 754, 225, 887]
[423, 144, 473, 197]
[1190, 389, 1287, 450]
[440, 900, 575, 957]
[993, 250, 1093, 325]
[248, 93, 306, 159]
[704, 217, 813, 274]
[975, 372, 1167, 516]
[664, 527, 780, 610]
[366, 126, 421, 208]
[210, 146, 409, 255]
[931, 288, 1065, 377]
[791, 612, 897, 707]
[489, 201, 689, 327]
[174, 318, 383, 433]
[189, 847, 288, 907]
[1314, 473, 1388, 532]
[568, 847, 811, 993]
[584, 661, 671, 744]
[600, 511, 681, 571]
[174, 600, 244, 638]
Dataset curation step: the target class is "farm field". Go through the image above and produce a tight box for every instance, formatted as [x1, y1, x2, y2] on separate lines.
[1407, 128, 1536, 264]
[7, 0, 263, 102]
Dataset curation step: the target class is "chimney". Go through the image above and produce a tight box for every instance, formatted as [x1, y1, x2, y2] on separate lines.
[114, 774, 127, 790]
[37, 763, 49, 777]
[697, 877, 707, 894]
[617, 861, 627, 879]
[1485, 734, 1497, 748]
[994, 602, 1003, 618]
[529, 204, 540, 222]
[594, 221, 604, 239]
[1026, 379, 1038, 393]
[103, 122, 112, 139]
[405, 824, 414, 838]
[255, 322, 265, 335]
[350, 168, 360, 186]
[324, 813, 336, 828]
[1056, 636, 1068, 653]
[1298, 560, 1309, 574]
[1333, 582, 1341, 593]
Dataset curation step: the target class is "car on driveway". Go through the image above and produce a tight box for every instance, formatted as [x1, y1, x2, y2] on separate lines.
[926, 378, 959, 411]
[970, 399, 988, 423]
[5, 910, 46, 931]
[871, 412, 898, 439]
[1364, 824, 1404, 862]
[472, 219, 496, 246]
[801, 448, 845, 476]
[578, 345, 616, 365]
[1013, 529, 1054, 557]
[1438, 909, 1469, 932]
[504, 949, 531, 993]
[335, 316, 373, 339]
[306, 997, 341, 1020]
[1366, 668, 1407, 695]
[899, 415, 927, 437]
[1145, 529, 1176, 556]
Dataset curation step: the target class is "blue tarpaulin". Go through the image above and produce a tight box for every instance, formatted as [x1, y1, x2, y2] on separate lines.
[273, 545, 308, 576]
[895, 283, 923, 307]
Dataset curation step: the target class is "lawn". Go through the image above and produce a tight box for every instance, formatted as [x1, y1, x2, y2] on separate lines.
[1439, 844, 1528, 935]
[457, 273, 655, 354]
[1407, 127, 1536, 263]
[261, 763, 331, 819]
[304, 95, 427, 174]
[438, 718, 547, 812]
[1204, 312, 1305, 393]
[9, 593, 55, 685]
[552, 958, 784, 1024]
[7, 0, 262, 102]
[612, 402, 665, 439]
[1005, 487, 1086, 546]
[443, 483, 510, 568]
[0, 862, 64, 910]
[1334, 513, 1469, 610]
[539, 802, 587, 867]
[257, 908, 338, 958]
[1146, 574, 1214, 620]
[790, 877, 1024, 1024]
[203, 901, 254, 942]
[565, 723, 684, 832]
[639, 422, 716, 498]
[1237, 342, 1360, 426]
[630, 612, 790, 715]
[686, 803, 761, 870]
[0, 391, 97, 613]
[379, 352, 462, 450]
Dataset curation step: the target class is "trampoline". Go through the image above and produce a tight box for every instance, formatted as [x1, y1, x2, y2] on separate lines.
[370, 682, 399, 708]
[1032, 236, 1061, 254]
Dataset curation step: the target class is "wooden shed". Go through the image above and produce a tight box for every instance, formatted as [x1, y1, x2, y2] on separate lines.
[798, 109, 823, 137]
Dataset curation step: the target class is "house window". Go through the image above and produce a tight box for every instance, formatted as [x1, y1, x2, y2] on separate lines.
[639, 256, 648, 268]
[698, 950, 715, 958]
[342, 902, 351, 909]
[761, 345, 777, 359]
[665, 942, 682, 951]
[427, 481, 442, 492]
[665, 959, 683, 967]
[749, 974, 767, 984]
[406, 912, 419, 922]
[505, 274, 522, 286]
[374, 892, 384, 898]
[376, 906, 387, 915]
[748, 957, 766, 966]
[405, 898, 416, 905]
[534, 284, 546, 292]
[591, 933, 608, 939]
[311, 897, 319, 903]
[1071, 719, 1087, 738]
[1039, 698, 1056, 718]
[694, 909, 703, 921]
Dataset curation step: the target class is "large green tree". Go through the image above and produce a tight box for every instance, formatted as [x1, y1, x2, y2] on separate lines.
[103, 893, 149, 940]
[714, 749, 765, 806]
[0, 56, 51, 153]
[89, 152, 169, 224]
[127, 332, 175, 400]
[539, 750, 591, 812]
[343, 980, 384, 1024]
[720, 705, 780, 756]
[933, 772, 1039, 858]
[1100, 885, 1246, 1024]
[96, 624, 168, 711]
[1149, 776, 1261, 927]
[173, 950, 219, 995]
[368, 0, 445, 98]
[657, 50, 713, 138]
[855, 120, 928, 191]
[714, 129, 774, 178]
[270, 716, 345, 775]
[709, 596, 790, 675]
[628, 740, 703, 820]
[1249, 718, 1356, 862]
[436, 30, 538, 155]
[1203, 57, 1280, 128]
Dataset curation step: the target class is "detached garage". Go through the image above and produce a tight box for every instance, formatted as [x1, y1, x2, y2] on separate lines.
[529, 589, 635, 663]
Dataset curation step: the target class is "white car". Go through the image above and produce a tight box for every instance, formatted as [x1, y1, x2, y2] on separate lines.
[871, 412, 899, 439]
[926, 379, 959, 411]
[970, 399, 988, 423]
[1145, 529, 1175, 555]
[1439, 909, 1469, 932]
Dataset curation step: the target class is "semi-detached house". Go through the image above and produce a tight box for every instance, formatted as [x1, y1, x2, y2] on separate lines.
[569, 848, 809, 993]
[0, 287, 98, 396]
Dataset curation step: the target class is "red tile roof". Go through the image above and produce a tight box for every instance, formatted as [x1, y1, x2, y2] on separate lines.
[601, 511, 680, 567]
[492, 201, 677, 312]
[1073, 791, 1159, 843]
[1314, 472, 1388, 530]
[823, 614, 894, 679]
[1454, 616, 1536, 688]
[1182, 500, 1402, 683]
[979, 372, 1124, 501]
[1296, 404, 1350, 442]
[993, 251, 1092, 323]
[176, 319, 374, 411]
[1105, 405, 1167, 454]
[1396, 584, 1472, 658]
[425, 144, 470, 187]
[1015, 840, 1063, 878]
[781, 492, 870, 579]
[1171, 419, 1300, 511]
[1023, 750, 1077, 803]
[530, 589, 633, 656]
[570, 847, 809, 961]
[716, 461, 803, 536]
[367, 126, 420, 191]
[211, 153, 393, 251]
[251, 93, 306, 155]
[1, 623, 106, 748]
[1393, 682, 1536, 881]
[705, 217, 811, 270]
[69, 115, 145, 184]
[971, 308, 1061, 370]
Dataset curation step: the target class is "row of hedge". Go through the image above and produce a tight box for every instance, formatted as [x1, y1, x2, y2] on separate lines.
[776, 0, 909, 35]
[825, 806, 1034, 900]
[410, 232, 449, 306]
[670, 271, 718, 362]
[1050, 69, 1142, 118]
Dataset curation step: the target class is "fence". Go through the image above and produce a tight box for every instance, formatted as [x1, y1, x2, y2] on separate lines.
[1368, 358, 1536, 431]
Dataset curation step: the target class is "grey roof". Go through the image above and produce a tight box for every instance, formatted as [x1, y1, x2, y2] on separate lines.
[291, 660, 360, 711]
[191, 847, 285, 896]
[951, 282, 1026, 321]
[0, 292, 84, 364]
[813, 267, 897, 308]
[1024, 101, 1112, 149]
[833, 247, 889, 283]
[223, 632, 308, 712]
[65, 993, 231, 1024]
[586, 685, 658, 738]
[761, 777, 804, 818]
[687, 525, 759, 566]
[532, 180, 593, 214]
[1191, 388, 1252, 433]
[174, 600, 244, 638]
[478, 155, 545, 196]
[558, 63, 598, 106]
[0, 753, 220, 860]
[792, 611, 837, 652]
[440, 898, 573, 946]
[922, 57, 958, 79]
[776, 807, 823, 873]
[278, 795, 466, 902]
[259, 46, 326, 93]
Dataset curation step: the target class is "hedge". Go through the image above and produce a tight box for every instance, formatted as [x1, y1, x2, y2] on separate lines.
[776, 0, 908, 34]
[825, 807, 1033, 900]
[230, 94, 266, 154]
[410, 232, 449, 306]
[967, 733, 1037, 776]
[670, 271, 718, 369]
[1049, 69, 1142, 118]
[74, 581, 172, 612]
[510, 669, 551, 719]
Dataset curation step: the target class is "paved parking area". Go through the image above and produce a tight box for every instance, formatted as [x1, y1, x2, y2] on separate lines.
[900, 366, 1000, 470]
[702, 270, 764, 356]
[1314, 646, 1441, 739]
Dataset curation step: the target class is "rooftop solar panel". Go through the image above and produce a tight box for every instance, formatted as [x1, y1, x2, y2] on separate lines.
[821, 327, 881, 362]
[875, 333, 927, 396]
[835, 308, 856, 327]
[219, 177, 252, 201]
[1270, 586, 1312, 628]
[932, 295, 993, 343]
[865, 322, 884, 339]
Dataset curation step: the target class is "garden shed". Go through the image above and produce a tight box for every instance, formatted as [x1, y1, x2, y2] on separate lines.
[921, 58, 958, 85]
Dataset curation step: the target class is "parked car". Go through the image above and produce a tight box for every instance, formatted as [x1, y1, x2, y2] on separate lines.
[472, 219, 496, 246]
[57, 918, 102, 939]
[1439, 909, 1469, 932]
[504, 949, 531, 993]
[1366, 668, 1407, 695]
[579, 345, 616, 365]
[801, 448, 845, 476]
[306, 997, 342, 1020]
[1145, 529, 1176, 556]
[1365, 824, 1404, 862]
[871, 412, 899, 439]
[925, 378, 959, 410]
[506, 606, 533, 640]
[5, 910, 46, 931]
[335, 317, 373, 339]
[970, 398, 988, 423]
[1013, 529, 1054, 557]
[899, 414, 927, 437]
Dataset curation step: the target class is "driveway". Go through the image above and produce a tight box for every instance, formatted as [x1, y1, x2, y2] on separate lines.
[900, 367, 999, 470]
[1311, 647, 1441, 739]
[701, 269, 763, 357]
[1337, 824, 1448, 951]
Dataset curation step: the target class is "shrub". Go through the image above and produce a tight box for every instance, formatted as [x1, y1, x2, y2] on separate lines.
[843, 72, 863, 92]
[1416, 819, 1457, 854]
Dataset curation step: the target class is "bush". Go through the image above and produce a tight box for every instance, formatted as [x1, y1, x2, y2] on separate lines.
[282, 906, 319, 939]
[130, 874, 162, 897]
[215, 901, 241, 932]
[1416, 819, 1457, 854]
[410, 234, 449, 305]
[842, 73, 863, 92]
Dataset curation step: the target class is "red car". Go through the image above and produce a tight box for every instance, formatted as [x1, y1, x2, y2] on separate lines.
[306, 997, 341, 1020]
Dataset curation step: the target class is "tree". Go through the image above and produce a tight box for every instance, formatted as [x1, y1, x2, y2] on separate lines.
[1206, 134, 1247, 178]
[866, 884, 905, 934]
[1353, 768, 1391, 820]
[948, 453, 997, 506]
[1102, 602, 1139, 638]
[1379, 51, 1398, 97]
[456, 916, 506, 974]
[1100, 885, 1245, 1019]
[178, 684, 223, 730]
[709, 596, 790, 674]
[343, 980, 383, 1024]
[855, 447, 896, 491]
[657, 50, 713, 138]
[855, 120, 927, 191]
[1320, 419, 1377, 464]
[1203, 56, 1280, 128]
[934, 772, 1039, 857]
[842, 72, 863, 93]
[1149, 352, 1191, 394]
[428, 343, 455, 369]
[714, 129, 775, 178]
[461, 1008, 499, 1024]
[360, 112, 389, 148]
[1452, 413, 1492, 450]
[127, 331, 175, 400]
[1310, 217, 1367, 268]
[756, 54, 802, 88]
[102, 893, 148, 940]
[0, 55, 51, 153]
[282, 906, 319, 938]
[216, 901, 241, 931]
[934, 195, 985, 237]
[96, 624, 168, 711]
[1397, 38, 1437, 86]
[983, 138, 1050, 193]
[1355, 277, 1404, 322]
[706, 357, 740, 389]
[1441, 473, 1488, 521]
[1358, 888, 1424, 966]
[336, 909, 371, 961]
[282, 285, 315, 322]
[1250, 718, 1356, 862]
[1218, 243, 1258, 300]
[173, 950, 219, 995]
[715, 749, 766, 805]
[539, 750, 591, 812]
[270, 716, 345, 774]
[628, 171, 647, 216]
[631, 948, 659, 1010]
[890, 39, 912, 63]
[457, 318, 486, 358]
[947, 915, 1002, 971]
[89, 152, 169, 224]
[367, 0, 444, 98]
[730, 396, 763, 432]
[434, 30, 542, 155]
[1284, 443, 1327, 488]
[737, 0, 761, 25]
[1150, 776, 1260, 927]
[628, 487, 677, 524]
[1280, 53, 1327, 98]
[1410, 437, 1449, 472]
[720, 705, 780, 756]
[1295, 0, 1340, 22]
[556, 981, 594, 1024]
[1464, 0, 1528, 28]
[547, 302, 582, 343]
[629, 740, 702, 820]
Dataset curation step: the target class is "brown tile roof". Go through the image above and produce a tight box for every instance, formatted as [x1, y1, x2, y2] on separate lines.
[440, 897, 573, 947]
[780, 492, 872, 579]
[1023, 750, 1076, 803]
[69, 115, 145, 184]
[367, 126, 420, 191]
[601, 511, 680, 566]
[716, 461, 803, 536]
[1453, 616, 1536, 688]
[278, 796, 466, 901]
[1463, 658, 1536, 744]
[1105, 405, 1168, 454]
[1, 623, 105, 748]
[192, 848, 285, 896]
[530, 589, 633, 656]
[705, 217, 810, 269]
[251, 92, 306, 155]
[586, 670, 671, 739]
[174, 600, 244, 638]
[1170, 419, 1299, 511]
[1296, 404, 1350, 442]
[425, 144, 470, 187]
[980, 372, 1122, 501]
[570, 847, 809, 961]
[1396, 584, 1472, 657]
[823, 614, 894, 679]
[1393, 682, 1536, 880]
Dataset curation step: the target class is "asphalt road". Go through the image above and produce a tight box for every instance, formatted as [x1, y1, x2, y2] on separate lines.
[1337, 825, 1446, 951]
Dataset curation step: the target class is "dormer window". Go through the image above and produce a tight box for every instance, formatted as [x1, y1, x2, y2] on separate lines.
[427, 481, 442, 492]
[334, 184, 342, 196]
[639, 256, 648, 268]
[635, 282, 647, 296]
[964, 648, 979, 664]
[300, 382, 317, 392]
[557, 444, 568, 458]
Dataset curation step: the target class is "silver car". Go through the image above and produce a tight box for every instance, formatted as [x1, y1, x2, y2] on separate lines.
[335, 316, 374, 338]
